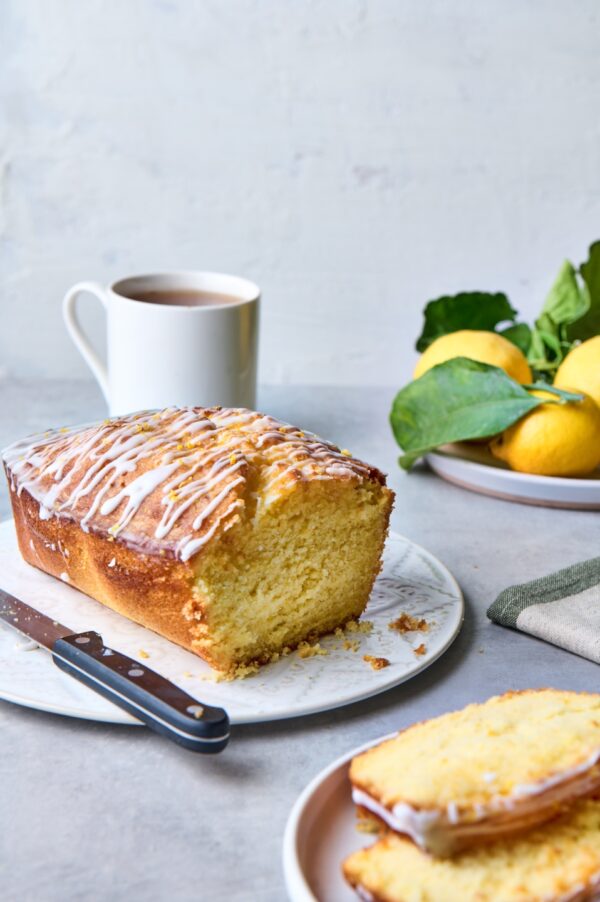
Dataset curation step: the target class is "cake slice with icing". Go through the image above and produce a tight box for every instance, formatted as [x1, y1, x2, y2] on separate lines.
[350, 689, 600, 856]
[344, 797, 600, 902]
[3, 406, 393, 674]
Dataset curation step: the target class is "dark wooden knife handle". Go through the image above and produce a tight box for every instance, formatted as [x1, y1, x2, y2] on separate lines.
[52, 631, 229, 753]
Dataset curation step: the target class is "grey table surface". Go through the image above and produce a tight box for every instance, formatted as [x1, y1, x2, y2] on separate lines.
[0, 378, 598, 902]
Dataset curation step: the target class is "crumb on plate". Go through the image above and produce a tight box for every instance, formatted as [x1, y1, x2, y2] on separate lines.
[297, 641, 328, 659]
[346, 619, 374, 635]
[388, 613, 429, 634]
[363, 654, 390, 671]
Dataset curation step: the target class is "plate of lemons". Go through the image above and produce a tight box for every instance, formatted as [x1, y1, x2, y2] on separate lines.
[389, 245, 600, 508]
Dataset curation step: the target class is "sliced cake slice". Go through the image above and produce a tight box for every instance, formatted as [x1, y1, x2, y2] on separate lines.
[350, 689, 600, 856]
[343, 797, 600, 902]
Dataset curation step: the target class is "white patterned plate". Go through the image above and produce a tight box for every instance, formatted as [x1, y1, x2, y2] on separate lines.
[427, 443, 600, 509]
[283, 734, 395, 902]
[0, 519, 463, 725]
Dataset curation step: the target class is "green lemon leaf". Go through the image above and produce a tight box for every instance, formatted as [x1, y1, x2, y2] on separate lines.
[568, 241, 600, 341]
[499, 322, 531, 355]
[536, 324, 563, 357]
[541, 260, 588, 326]
[415, 293, 517, 352]
[527, 282, 584, 379]
[522, 383, 584, 403]
[525, 260, 588, 379]
[389, 358, 548, 470]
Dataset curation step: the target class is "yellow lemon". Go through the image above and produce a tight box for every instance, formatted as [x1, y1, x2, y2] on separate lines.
[554, 336, 600, 408]
[490, 389, 600, 477]
[414, 330, 532, 383]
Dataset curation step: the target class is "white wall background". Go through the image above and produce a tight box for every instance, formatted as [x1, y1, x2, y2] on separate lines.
[2, 0, 600, 388]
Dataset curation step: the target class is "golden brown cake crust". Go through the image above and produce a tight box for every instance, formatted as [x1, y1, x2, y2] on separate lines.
[11, 483, 202, 654]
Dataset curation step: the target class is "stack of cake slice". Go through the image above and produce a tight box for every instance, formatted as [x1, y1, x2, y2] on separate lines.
[343, 689, 600, 901]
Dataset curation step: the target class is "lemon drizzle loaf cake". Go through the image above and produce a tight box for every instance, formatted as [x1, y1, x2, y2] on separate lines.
[350, 690, 600, 856]
[3, 407, 393, 673]
[343, 798, 600, 902]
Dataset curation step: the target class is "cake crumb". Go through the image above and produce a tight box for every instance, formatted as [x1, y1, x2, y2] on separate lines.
[346, 619, 373, 635]
[208, 661, 261, 681]
[297, 641, 328, 659]
[363, 655, 390, 671]
[414, 643, 427, 657]
[231, 662, 260, 679]
[139, 649, 149, 659]
[343, 638, 360, 652]
[389, 613, 429, 634]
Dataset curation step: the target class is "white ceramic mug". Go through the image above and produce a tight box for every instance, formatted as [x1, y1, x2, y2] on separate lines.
[63, 271, 260, 416]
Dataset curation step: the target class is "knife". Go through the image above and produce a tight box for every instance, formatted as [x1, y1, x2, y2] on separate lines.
[0, 589, 229, 753]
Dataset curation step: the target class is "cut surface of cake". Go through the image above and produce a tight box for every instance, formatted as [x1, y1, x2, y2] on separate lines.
[350, 689, 600, 855]
[343, 798, 600, 902]
[3, 406, 393, 673]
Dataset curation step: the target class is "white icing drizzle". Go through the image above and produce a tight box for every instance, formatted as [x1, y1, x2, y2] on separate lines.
[3, 406, 379, 563]
[156, 458, 245, 542]
[100, 461, 181, 534]
[178, 499, 243, 562]
[353, 788, 440, 850]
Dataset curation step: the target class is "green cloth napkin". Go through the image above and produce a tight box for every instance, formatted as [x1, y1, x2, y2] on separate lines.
[487, 558, 600, 663]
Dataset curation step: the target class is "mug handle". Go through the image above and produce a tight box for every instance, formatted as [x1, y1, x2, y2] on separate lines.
[63, 282, 110, 404]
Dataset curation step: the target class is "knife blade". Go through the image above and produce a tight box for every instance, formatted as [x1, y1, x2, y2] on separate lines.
[0, 589, 229, 753]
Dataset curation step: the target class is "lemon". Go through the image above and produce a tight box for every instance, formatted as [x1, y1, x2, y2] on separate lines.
[414, 330, 532, 383]
[490, 389, 600, 477]
[554, 336, 600, 408]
